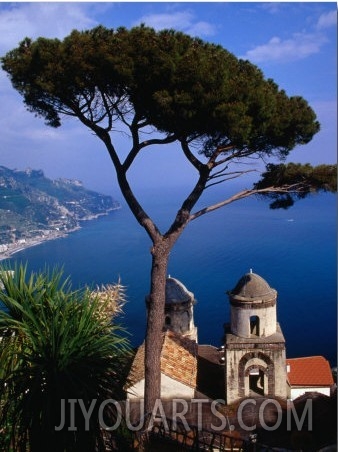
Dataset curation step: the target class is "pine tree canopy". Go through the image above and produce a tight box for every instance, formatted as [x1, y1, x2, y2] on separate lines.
[1, 25, 320, 161]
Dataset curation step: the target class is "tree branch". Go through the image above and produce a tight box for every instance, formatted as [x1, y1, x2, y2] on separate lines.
[206, 169, 257, 189]
[98, 88, 113, 131]
[213, 147, 258, 167]
[139, 134, 177, 149]
[189, 184, 304, 221]
[180, 139, 205, 172]
[116, 171, 162, 243]
[164, 165, 211, 239]
[92, 125, 163, 244]
[122, 116, 141, 172]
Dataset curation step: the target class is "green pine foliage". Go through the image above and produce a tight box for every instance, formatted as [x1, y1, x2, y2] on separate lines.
[254, 163, 337, 208]
[1, 25, 320, 159]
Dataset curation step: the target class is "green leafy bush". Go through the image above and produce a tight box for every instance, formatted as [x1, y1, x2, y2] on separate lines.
[0, 264, 131, 451]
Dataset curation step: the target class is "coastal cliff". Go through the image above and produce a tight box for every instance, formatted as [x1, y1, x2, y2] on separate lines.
[0, 166, 120, 259]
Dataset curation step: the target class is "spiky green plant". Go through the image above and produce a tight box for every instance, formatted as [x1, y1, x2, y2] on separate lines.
[0, 264, 131, 452]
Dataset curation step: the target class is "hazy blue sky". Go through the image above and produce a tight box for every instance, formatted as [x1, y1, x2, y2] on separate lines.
[0, 2, 336, 196]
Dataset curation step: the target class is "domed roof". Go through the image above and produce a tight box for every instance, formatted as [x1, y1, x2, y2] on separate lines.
[165, 276, 194, 304]
[229, 270, 276, 302]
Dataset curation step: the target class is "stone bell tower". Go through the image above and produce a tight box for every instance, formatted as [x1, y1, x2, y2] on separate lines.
[224, 270, 287, 404]
[163, 276, 198, 342]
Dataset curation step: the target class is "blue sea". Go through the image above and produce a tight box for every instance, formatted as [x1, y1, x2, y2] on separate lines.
[2, 186, 337, 366]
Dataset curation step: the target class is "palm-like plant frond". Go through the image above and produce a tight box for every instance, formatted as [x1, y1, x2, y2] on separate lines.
[0, 264, 131, 451]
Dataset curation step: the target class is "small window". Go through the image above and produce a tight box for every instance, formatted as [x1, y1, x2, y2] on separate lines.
[250, 316, 260, 336]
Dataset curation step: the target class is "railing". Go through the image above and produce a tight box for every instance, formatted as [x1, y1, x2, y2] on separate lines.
[107, 411, 296, 451]
[131, 415, 246, 451]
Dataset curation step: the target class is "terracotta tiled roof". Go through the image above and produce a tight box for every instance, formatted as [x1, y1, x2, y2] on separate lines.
[161, 331, 197, 387]
[127, 331, 197, 389]
[127, 342, 146, 388]
[286, 356, 334, 387]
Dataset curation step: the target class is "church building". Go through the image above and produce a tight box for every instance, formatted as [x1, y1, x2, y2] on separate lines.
[126, 271, 333, 404]
[126, 277, 198, 399]
[224, 270, 287, 404]
[163, 276, 198, 342]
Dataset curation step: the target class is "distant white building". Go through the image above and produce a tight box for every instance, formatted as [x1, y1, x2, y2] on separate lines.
[0, 270, 14, 290]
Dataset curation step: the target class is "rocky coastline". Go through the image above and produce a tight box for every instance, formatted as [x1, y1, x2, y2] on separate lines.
[0, 207, 120, 262]
[0, 166, 122, 262]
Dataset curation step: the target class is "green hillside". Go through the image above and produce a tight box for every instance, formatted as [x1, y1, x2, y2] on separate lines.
[0, 166, 119, 246]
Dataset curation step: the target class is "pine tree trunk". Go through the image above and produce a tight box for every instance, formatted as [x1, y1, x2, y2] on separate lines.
[144, 238, 170, 416]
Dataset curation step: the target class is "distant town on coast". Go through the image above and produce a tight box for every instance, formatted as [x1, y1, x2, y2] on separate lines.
[0, 166, 120, 261]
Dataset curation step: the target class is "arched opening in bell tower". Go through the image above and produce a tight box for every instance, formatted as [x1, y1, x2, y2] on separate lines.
[249, 368, 265, 396]
[250, 315, 260, 336]
[239, 352, 275, 399]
